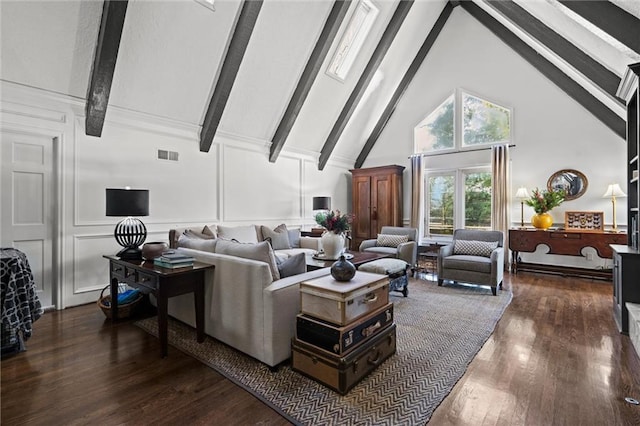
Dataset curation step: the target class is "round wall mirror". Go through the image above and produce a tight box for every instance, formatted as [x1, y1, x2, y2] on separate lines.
[547, 169, 588, 201]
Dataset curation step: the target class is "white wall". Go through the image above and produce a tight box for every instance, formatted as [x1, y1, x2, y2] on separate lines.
[0, 82, 351, 308]
[364, 7, 627, 270]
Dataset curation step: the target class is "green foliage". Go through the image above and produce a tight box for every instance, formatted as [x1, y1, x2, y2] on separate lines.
[428, 175, 454, 235]
[427, 97, 454, 150]
[315, 210, 353, 234]
[463, 95, 510, 145]
[464, 173, 492, 227]
[524, 188, 565, 214]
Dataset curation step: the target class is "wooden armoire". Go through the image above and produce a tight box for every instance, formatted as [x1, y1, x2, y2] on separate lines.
[350, 165, 404, 249]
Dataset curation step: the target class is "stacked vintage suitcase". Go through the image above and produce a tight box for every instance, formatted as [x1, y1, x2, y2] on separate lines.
[291, 271, 396, 395]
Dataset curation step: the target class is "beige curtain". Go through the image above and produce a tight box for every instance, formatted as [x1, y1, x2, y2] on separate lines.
[410, 155, 423, 231]
[491, 144, 510, 267]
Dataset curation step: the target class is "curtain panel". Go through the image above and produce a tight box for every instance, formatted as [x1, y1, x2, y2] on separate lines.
[491, 144, 510, 267]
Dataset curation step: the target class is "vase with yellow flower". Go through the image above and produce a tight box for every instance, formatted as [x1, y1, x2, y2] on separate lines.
[525, 188, 565, 230]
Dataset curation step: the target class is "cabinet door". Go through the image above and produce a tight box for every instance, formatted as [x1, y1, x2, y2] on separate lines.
[352, 175, 371, 243]
[371, 174, 392, 236]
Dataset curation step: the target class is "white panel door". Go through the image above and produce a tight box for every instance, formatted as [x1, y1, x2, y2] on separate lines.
[1, 131, 55, 309]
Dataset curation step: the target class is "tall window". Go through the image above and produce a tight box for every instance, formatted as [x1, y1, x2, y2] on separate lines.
[414, 90, 511, 153]
[425, 168, 492, 238]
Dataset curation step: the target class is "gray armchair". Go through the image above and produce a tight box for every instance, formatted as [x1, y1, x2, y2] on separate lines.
[359, 226, 418, 267]
[437, 229, 504, 296]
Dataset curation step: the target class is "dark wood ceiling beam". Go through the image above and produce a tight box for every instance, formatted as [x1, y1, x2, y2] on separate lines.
[200, 0, 263, 152]
[269, 0, 352, 163]
[558, 0, 640, 56]
[461, 1, 625, 139]
[318, 0, 414, 170]
[354, 2, 455, 169]
[85, 0, 128, 137]
[486, 0, 623, 104]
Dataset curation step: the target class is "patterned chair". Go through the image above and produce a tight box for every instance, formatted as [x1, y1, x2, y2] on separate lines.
[359, 226, 418, 268]
[437, 229, 504, 296]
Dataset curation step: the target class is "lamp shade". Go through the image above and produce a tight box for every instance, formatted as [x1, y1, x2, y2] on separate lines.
[515, 187, 530, 199]
[106, 188, 149, 216]
[312, 196, 331, 211]
[603, 183, 626, 198]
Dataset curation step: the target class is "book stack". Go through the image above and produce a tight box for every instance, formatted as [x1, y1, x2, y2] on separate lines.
[153, 252, 195, 269]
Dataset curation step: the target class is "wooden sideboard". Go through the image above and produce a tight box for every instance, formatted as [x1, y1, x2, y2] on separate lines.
[509, 228, 627, 280]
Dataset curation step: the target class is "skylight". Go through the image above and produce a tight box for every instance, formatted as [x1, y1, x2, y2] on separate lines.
[326, 0, 379, 81]
[194, 0, 215, 12]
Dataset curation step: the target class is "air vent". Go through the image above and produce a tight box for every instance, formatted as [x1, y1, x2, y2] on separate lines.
[157, 149, 179, 162]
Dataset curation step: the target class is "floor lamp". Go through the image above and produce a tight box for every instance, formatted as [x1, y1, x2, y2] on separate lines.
[515, 187, 530, 228]
[603, 184, 626, 232]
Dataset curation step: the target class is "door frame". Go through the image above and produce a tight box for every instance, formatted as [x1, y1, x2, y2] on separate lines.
[1, 124, 63, 310]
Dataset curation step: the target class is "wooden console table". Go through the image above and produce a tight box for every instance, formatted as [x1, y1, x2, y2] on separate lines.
[104, 255, 213, 357]
[509, 229, 627, 280]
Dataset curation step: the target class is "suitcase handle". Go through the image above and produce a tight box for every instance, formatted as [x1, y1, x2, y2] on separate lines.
[360, 292, 378, 305]
[362, 321, 381, 337]
[367, 348, 382, 365]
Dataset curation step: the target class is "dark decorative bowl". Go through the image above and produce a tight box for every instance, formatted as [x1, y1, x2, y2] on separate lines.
[142, 242, 169, 260]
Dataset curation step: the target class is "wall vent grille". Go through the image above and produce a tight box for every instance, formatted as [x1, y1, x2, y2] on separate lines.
[158, 149, 179, 161]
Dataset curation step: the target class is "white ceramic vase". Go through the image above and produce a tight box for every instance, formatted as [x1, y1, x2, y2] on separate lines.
[321, 231, 345, 260]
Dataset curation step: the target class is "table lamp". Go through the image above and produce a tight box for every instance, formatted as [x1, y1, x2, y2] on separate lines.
[106, 188, 149, 259]
[515, 187, 530, 228]
[313, 196, 331, 211]
[603, 183, 626, 232]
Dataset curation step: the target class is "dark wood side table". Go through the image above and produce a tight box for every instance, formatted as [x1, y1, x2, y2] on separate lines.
[103, 255, 214, 357]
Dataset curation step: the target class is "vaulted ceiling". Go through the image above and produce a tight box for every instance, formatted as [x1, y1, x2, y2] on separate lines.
[2, 0, 639, 169]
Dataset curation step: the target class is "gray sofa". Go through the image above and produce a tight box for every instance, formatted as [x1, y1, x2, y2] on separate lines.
[437, 229, 504, 296]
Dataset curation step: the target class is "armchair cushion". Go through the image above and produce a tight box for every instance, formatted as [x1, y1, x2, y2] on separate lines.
[453, 240, 498, 257]
[443, 255, 493, 274]
[376, 234, 409, 247]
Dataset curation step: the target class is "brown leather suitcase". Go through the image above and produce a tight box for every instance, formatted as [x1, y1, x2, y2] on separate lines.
[296, 302, 394, 356]
[291, 323, 396, 395]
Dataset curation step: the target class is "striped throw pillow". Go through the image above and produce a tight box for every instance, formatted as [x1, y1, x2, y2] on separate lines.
[453, 240, 498, 257]
[376, 234, 409, 248]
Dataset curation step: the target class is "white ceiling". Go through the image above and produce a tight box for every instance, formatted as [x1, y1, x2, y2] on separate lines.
[1, 0, 638, 165]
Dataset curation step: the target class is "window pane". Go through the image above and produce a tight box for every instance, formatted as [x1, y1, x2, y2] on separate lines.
[462, 93, 510, 146]
[427, 175, 455, 235]
[464, 172, 492, 230]
[414, 95, 454, 153]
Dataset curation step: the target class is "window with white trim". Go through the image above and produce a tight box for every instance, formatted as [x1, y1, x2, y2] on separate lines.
[425, 167, 492, 238]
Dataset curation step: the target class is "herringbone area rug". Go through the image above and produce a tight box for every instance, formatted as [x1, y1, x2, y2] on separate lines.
[136, 279, 511, 425]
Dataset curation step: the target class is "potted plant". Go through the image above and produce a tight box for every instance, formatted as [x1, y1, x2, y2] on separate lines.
[314, 210, 353, 259]
[524, 188, 565, 229]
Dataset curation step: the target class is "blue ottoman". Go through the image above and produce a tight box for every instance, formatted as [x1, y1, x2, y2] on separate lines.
[359, 258, 409, 297]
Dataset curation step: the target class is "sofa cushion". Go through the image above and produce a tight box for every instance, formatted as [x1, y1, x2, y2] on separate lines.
[217, 225, 259, 244]
[288, 229, 301, 248]
[453, 240, 498, 257]
[443, 255, 492, 273]
[261, 224, 291, 250]
[215, 239, 280, 281]
[177, 234, 217, 252]
[376, 234, 409, 247]
[276, 252, 306, 278]
[184, 228, 216, 240]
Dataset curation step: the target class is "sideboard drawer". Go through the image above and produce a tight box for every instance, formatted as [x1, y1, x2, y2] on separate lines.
[550, 232, 581, 240]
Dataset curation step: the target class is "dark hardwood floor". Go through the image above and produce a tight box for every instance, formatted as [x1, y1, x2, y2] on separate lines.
[2, 272, 640, 425]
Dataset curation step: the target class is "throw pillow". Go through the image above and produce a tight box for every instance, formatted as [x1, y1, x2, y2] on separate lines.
[261, 224, 291, 250]
[177, 234, 217, 252]
[376, 234, 409, 248]
[183, 229, 215, 240]
[288, 229, 301, 248]
[276, 252, 306, 278]
[215, 240, 280, 281]
[453, 240, 499, 257]
[216, 224, 259, 244]
[202, 225, 217, 238]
